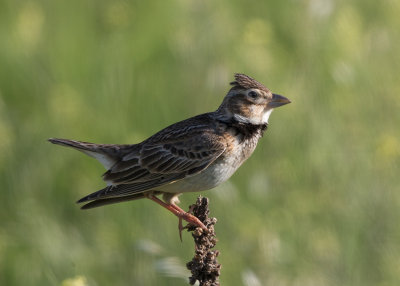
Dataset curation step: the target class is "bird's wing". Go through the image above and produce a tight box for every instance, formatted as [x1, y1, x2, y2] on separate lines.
[78, 127, 227, 202]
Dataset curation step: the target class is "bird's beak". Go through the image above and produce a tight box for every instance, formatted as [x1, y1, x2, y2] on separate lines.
[267, 93, 291, 108]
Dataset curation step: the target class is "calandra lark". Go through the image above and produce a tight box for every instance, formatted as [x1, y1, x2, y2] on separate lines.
[49, 73, 290, 234]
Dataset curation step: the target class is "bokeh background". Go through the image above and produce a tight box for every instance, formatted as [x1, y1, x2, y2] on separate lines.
[1, 0, 400, 285]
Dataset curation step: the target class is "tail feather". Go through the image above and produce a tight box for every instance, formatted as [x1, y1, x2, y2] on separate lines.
[48, 138, 131, 169]
[76, 185, 114, 203]
[48, 138, 96, 151]
[80, 193, 146, 209]
[49, 137, 150, 209]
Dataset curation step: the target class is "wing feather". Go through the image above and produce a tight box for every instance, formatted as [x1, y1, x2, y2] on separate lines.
[78, 114, 227, 203]
[100, 139, 224, 198]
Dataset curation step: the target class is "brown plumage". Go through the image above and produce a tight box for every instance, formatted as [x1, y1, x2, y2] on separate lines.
[49, 73, 290, 234]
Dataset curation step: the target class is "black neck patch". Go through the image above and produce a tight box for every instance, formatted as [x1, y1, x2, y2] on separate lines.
[217, 118, 268, 140]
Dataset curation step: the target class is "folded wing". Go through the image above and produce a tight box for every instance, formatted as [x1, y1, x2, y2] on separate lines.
[78, 130, 226, 203]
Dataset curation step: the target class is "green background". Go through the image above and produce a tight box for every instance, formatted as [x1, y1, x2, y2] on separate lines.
[1, 0, 400, 285]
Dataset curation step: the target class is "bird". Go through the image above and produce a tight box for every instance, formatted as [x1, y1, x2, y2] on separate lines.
[49, 73, 290, 236]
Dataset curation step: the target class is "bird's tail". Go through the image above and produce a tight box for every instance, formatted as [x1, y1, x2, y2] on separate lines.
[79, 192, 147, 209]
[48, 138, 132, 169]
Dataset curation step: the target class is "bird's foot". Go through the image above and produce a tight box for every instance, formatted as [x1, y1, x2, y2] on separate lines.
[175, 204, 200, 240]
[146, 194, 208, 240]
[172, 203, 208, 240]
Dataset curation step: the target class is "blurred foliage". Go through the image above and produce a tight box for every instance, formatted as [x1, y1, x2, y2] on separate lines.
[1, 0, 400, 285]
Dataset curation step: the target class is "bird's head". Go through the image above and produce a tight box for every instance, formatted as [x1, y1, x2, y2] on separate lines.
[217, 73, 291, 125]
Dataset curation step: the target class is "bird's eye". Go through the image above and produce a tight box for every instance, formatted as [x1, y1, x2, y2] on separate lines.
[248, 91, 259, 99]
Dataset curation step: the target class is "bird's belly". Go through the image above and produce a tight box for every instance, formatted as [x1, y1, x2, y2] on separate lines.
[157, 157, 240, 194]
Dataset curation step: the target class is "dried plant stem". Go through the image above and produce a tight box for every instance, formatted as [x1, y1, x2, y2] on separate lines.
[186, 196, 221, 286]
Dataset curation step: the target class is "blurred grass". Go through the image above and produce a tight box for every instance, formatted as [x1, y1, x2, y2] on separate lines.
[1, 0, 400, 285]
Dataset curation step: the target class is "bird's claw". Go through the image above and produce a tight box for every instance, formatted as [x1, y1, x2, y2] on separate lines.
[178, 213, 207, 241]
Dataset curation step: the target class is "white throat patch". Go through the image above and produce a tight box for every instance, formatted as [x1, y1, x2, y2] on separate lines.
[233, 114, 260, 125]
[262, 109, 273, 124]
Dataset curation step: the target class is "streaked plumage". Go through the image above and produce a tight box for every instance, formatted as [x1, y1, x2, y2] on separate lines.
[49, 73, 290, 232]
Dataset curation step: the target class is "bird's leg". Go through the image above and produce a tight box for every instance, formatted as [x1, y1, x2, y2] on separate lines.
[166, 204, 186, 241]
[170, 203, 208, 232]
[169, 203, 202, 241]
[146, 194, 208, 238]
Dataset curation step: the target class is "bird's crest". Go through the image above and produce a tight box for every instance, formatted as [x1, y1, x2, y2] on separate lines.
[230, 73, 270, 92]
